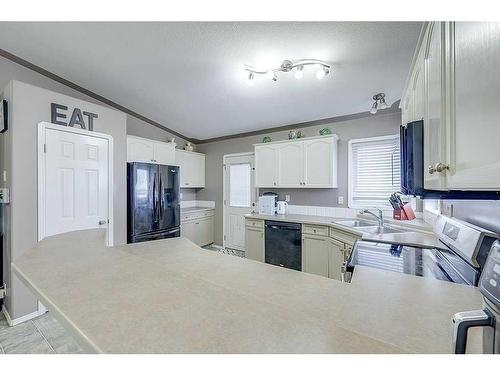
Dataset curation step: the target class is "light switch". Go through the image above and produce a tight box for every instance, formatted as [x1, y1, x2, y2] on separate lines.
[285, 194, 290, 202]
[2, 170, 6, 182]
[337, 196, 344, 205]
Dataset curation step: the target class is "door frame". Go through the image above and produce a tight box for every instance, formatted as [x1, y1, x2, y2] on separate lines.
[222, 152, 256, 250]
[37, 122, 115, 246]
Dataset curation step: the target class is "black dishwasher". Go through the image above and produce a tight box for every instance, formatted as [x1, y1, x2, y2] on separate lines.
[264, 221, 302, 271]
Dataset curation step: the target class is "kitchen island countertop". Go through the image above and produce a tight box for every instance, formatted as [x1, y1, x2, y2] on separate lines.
[12, 229, 482, 354]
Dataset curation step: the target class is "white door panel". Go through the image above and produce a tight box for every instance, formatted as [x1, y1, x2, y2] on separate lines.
[44, 128, 109, 238]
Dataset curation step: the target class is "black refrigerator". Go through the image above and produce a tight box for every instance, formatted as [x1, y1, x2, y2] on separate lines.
[127, 162, 180, 243]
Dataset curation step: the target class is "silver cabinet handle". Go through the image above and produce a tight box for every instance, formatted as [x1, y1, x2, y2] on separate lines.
[428, 162, 449, 174]
[98, 220, 107, 225]
[273, 182, 276, 186]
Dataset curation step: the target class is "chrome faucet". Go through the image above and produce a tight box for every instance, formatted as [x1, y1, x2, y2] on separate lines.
[360, 208, 384, 227]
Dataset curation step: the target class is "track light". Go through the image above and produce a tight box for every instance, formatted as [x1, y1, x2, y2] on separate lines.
[370, 93, 388, 114]
[294, 66, 304, 79]
[316, 66, 329, 80]
[246, 71, 254, 85]
[244, 59, 331, 84]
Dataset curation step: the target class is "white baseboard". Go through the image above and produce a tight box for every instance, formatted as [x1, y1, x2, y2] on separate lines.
[2, 303, 46, 327]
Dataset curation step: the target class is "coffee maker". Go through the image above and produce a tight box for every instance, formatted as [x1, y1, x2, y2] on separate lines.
[453, 240, 500, 353]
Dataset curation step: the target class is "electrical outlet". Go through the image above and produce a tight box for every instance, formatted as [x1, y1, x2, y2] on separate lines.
[180, 192, 183, 200]
[337, 196, 344, 205]
[285, 194, 290, 202]
[2, 170, 6, 182]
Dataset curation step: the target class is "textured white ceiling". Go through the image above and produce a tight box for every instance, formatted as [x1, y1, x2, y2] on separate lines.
[0, 22, 421, 140]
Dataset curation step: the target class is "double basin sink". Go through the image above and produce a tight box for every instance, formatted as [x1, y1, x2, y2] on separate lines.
[334, 219, 405, 235]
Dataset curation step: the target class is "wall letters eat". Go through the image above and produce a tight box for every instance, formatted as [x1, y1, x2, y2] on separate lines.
[50, 103, 98, 131]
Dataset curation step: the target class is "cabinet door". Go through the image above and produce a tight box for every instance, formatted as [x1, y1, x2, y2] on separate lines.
[176, 151, 206, 188]
[277, 142, 303, 187]
[187, 153, 205, 188]
[411, 49, 426, 121]
[329, 239, 345, 281]
[127, 136, 155, 162]
[424, 22, 448, 190]
[255, 145, 278, 187]
[447, 22, 500, 190]
[303, 137, 337, 188]
[196, 217, 214, 246]
[302, 235, 329, 277]
[245, 227, 264, 262]
[154, 142, 175, 165]
[181, 220, 197, 243]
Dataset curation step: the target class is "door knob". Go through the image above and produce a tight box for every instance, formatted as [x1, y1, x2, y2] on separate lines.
[98, 220, 107, 226]
[428, 162, 449, 174]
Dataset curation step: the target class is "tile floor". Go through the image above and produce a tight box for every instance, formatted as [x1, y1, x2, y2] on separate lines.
[0, 243, 242, 354]
[0, 311, 84, 354]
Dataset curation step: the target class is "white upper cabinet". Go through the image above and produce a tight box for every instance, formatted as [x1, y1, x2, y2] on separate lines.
[401, 21, 500, 191]
[127, 135, 175, 165]
[303, 137, 338, 188]
[255, 144, 278, 187]
[446, 22, 500, 190]
[254, 134, 338, 188]
[277, 142, 304, 187]
[175, 149, 206, 188]
[424, 22, 447, 190]
[127, 136, 155, 162]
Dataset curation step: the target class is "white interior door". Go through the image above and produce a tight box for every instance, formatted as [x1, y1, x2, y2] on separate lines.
[223, 153, 256, 251]
[41, 126, 110, 240]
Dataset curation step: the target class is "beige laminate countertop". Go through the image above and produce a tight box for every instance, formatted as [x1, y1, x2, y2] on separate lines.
[12, 229, 483, 354]
[245, 213, 445, 249]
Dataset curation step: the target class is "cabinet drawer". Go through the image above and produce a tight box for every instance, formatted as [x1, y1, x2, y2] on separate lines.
[303, 224, 329, 236]
[181, 210, 214, 222]
[245, 218, 264, 229]
[329, 227, 360, 245]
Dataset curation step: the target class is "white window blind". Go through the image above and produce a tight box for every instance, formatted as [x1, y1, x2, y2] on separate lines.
[349, 135, 400, 208]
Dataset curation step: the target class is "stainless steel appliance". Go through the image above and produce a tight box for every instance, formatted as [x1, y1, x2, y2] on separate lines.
[264, 221, 301, 271]
[127, 162, 180, 243]
[345, 215, 498, 285]
[453, 240, 500, 353]
[400, 120, 499, 199]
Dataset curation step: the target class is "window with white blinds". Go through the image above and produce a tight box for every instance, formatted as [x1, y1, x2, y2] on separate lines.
[348, 135, 400, 208]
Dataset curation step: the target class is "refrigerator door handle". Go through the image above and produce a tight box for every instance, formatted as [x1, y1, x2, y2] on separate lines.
[152, 172, 157, 222]
[159, 174, 163, 220]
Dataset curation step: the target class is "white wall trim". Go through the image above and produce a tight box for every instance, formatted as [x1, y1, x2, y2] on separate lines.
[2, 304, 45, 327]
[37, 122, 115, 246]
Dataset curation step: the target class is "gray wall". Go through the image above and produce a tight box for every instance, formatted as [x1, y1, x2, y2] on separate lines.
[197, 111, 401, 245]
[0, 56, 189, 146]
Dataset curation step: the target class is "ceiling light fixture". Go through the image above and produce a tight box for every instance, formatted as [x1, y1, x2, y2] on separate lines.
[245, 59, 331, 83]
[370, 93, 388, 114]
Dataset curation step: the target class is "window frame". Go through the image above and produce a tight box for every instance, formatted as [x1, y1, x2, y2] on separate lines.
[348, 134, 401, 210]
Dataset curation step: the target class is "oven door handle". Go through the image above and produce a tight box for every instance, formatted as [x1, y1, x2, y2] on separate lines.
[452, 309, 493, 354]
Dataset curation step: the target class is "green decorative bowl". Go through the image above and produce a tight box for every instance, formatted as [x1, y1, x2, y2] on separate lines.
[262, 136, 272, 143]
[319, 127, 332, 136]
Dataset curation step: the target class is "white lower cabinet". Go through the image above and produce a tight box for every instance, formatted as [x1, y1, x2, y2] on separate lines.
[181, 210, 214, 247]
[245, 226, 264, 262]
[302, 234, 330, 278]
[329, 238, 347, 281]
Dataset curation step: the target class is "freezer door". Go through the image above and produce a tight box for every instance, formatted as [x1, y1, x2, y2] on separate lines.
[158, 165, 180, 230]
[128, 163, 159, 239]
